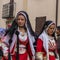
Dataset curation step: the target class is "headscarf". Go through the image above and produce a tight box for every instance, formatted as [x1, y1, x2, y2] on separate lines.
[44, 21, 56, 32]
[16, 11, 35, 42]
[39, 20, 55, 60]
[0, 28, 6, 38]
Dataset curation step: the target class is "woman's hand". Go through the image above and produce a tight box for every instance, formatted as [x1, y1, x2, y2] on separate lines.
[32, 56, 35, 60]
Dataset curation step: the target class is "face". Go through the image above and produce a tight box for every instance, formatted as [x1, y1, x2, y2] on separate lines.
[47, 24, 55, 36]
[56, 29, 60, 35]
[17, 15, 26, 27]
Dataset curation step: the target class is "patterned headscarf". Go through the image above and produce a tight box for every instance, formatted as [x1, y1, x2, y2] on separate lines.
[0, 28, 6, 38]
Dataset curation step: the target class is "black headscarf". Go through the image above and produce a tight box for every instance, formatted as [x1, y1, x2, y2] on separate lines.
[5, 11, 36, 44]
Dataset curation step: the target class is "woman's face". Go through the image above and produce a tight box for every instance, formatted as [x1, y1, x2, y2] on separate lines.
[17, 15, 26, 27]
[47, 24, 55, 36]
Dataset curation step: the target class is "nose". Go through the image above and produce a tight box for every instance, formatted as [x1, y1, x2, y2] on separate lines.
[18, 19, 22, 22]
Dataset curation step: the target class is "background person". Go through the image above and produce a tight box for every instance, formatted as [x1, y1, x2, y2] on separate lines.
[0, 28, 6, 59]
[36, 20, 58, 60]
[56, 26, 60, 60]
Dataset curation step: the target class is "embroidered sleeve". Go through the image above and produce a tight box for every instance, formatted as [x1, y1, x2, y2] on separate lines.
[2, 42, 9, 57]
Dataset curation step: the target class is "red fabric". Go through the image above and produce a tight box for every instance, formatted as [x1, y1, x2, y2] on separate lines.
[2, 52, 30, 60]
[36, 38, 46, 57]
[11, 43, 16, 55]
[36, 38, 43, 52]
[19, 38, 33, 60]
[19, 37, 28, 45]
[49, 55, 55, 60]
[27, 40, 33, 60]
[12, 51, 29, 60]
[2, 57, 8, 60]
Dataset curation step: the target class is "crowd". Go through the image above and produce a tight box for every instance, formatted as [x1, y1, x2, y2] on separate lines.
[0, 10, 60, 60]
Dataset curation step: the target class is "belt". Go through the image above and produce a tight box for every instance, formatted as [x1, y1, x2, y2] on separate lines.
[49, 52, 54, 56]
[15, 47, 26, 54]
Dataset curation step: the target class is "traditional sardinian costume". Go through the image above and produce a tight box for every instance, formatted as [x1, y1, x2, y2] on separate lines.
[36, 21, 57, 60]
[2, 11, 35, 60]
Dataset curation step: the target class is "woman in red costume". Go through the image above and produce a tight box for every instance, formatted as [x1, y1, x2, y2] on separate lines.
[2, 11, 35, 60]
[36, 20, 58, 60]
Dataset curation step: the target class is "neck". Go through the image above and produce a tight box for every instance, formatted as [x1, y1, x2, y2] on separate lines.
[19, 27, 26, 33]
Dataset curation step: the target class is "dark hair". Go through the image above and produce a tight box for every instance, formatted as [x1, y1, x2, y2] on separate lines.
[57, 26, 60, 30]
[5, 19, 18, 37]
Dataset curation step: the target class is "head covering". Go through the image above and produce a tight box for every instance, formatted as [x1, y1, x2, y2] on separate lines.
[44, 20, 55, 31]
[39, 20, 56, 60]
[16, 11, 35, 36]
[0, 28, 6, 38]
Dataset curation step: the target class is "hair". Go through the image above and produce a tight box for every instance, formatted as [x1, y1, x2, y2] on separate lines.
[5, 19, 18, 37]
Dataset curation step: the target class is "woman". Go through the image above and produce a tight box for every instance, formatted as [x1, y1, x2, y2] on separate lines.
[0, 28, 6, 59]
[2, 11, 35, 60]
[56, 26, 60, 60]
[36, 20, 57, 60]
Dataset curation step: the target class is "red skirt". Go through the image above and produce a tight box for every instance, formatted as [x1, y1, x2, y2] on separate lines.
[2, 52, 31, 60]
[49, 55, 56, 60]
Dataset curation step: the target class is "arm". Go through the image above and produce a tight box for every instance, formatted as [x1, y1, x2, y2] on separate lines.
[2, 42, 9, 60]
[27, 41, 33, 60]
[36, 38, 43, 60]
[36, 38, 47, 60]
[1, 36, 9, 60]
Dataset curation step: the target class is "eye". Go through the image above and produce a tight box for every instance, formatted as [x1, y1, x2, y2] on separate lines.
[21, 19, 24, 21]
[17, 18, 20, 20]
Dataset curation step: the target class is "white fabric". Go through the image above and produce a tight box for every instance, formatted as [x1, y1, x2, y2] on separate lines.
[0, 42, 2, 46]
[27, 28, 35, 56]
[48, 36, 56, 49]
[19, 12, 27, 21]
[19, 44, 26, 48]
[2, 43, 8, 57]
[18, 32, 27, 41]
[19, 47, 26, 54]
[2, 33, 17, 53]
[39, 30, 49, 60]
